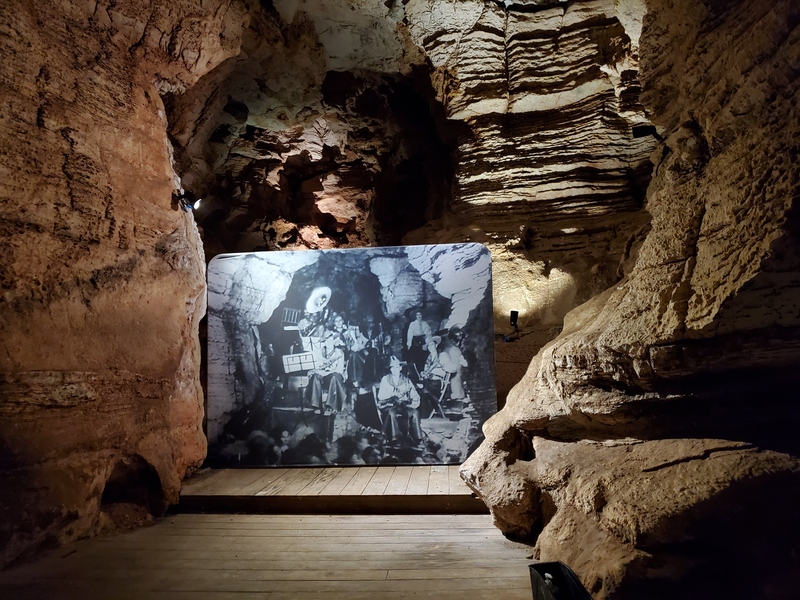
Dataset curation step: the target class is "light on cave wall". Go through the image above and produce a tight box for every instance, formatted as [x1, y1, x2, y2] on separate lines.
[493, 264, 578, 334]
[174, 190, 202, 213]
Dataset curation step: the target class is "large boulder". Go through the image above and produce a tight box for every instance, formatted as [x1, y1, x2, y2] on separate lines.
[0, 0, 249, 567]
[462, 0, 800, 596]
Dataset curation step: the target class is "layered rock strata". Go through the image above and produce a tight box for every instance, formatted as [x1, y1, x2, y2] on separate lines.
[0, 0, 248, 567]
[404, 0, 657, 395]
[462, 0, 800, 596]
[167, 4, 450, 255]
[166, 0, 657, 399]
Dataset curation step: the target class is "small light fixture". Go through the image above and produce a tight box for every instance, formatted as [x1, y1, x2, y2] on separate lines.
[503, 310, 520, 342]
[174, 189, 197, 212]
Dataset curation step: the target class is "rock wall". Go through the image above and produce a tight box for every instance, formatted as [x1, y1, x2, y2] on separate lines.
[403, 0, 657, 397]
[0, 0, 248, 567]
[165, 0, 657, 401]
[462, 0, 800, 597]
[167, 3, 449, 255]
[0, 0, 657, 564]
[4, 0, 797, 593]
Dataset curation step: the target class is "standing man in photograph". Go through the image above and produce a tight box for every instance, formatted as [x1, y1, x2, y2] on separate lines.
[305, 330, 347, 416]
[405, 310, 432, 380]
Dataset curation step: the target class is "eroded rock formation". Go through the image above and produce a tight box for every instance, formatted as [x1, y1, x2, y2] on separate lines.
[166, 0, 657, 398]
[0, 0, 249, 566]
[167, 2, 451, 254]
[403, 0, 657, 395]
[462, 0, 800, 597]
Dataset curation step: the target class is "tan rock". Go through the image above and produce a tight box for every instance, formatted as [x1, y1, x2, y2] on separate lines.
[0, 0, 247, 566]
[463, 0, 800, 595]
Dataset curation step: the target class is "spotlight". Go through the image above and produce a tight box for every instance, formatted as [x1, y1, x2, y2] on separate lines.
[504, 310, 520, 342]
[193, 198, 203, 210]
[174, 190, 197, 212]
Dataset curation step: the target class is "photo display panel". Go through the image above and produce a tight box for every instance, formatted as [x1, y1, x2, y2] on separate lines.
[207, 243, 496, 467]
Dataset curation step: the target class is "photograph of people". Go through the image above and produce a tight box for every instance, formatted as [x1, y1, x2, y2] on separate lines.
[206, 243, 495, 467]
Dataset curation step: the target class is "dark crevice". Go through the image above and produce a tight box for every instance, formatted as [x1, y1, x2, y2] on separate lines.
[101, 455, 166, 516]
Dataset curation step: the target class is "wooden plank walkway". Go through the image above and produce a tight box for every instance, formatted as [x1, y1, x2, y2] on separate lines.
[0, 514, 534, 600]
[180, 466, 487, 514]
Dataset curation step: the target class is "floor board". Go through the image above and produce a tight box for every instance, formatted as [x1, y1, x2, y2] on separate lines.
[339, 466, 377, 495]
[318, 467, 358, 495]
[384, 465, 414, 494]
[0, 514, 534, 600]
[296, 467, 343, 495]
[183, 466, 476, 497]
[406, 464, 431, 494]
[361, 466, 396, 495]
[236, 469, 289, 496]
[428, 465, 450, 495]
[179, 466, 486, 514]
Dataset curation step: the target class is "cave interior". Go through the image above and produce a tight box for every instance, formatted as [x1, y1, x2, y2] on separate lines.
[1, 0, 799, 597]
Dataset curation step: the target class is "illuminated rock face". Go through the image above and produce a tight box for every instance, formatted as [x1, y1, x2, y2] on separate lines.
[0, 0, 248, 566]
[403, 0, 657, 392]
[167, 0, 656, 398]
[462, 0, 800, 596]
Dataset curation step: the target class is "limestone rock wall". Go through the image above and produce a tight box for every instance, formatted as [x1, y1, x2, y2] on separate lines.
[403, 0, 657, 396]
[462, 0, 800, 597]
[4, 1, 796, 592]
[168, 0, 657, 401]
[0, 0, 248, 567]
[166, 4, 451, 256]
[0, 0, 657, 564]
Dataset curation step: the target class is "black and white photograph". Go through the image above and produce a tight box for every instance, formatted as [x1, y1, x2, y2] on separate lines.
[206, 243, 496, 467]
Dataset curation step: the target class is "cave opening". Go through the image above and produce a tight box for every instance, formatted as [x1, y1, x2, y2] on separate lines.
[100, 455, 166, 526]
[165, 56, 461, 257]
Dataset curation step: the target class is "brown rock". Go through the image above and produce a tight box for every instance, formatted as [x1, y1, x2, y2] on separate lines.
[0, 0, 248, 566]
[463, 0, 800, 596]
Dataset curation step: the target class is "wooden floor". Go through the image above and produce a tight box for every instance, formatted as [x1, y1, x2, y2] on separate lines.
[181, 466, 487, 513]
[0, 514, 534, 600]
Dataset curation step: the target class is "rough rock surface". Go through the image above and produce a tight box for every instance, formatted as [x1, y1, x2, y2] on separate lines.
[167, 3, 449, 255]
[166, 0, 657, 400]
[403, 0, 658, 394]
[0, 0, 248, 567]
[0, 1, 654, 561]
[462, 0, 800, 596]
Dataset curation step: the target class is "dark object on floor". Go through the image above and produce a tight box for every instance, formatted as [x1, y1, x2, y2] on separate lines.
[529, 562, 593, 600]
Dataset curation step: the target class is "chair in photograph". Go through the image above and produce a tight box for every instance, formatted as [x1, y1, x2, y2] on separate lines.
[353, 384, 383, 431]
[426, 372, 449, 419]
[281, 307, 303, 330]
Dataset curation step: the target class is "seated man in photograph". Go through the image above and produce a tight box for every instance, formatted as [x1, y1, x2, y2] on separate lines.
[376, 356, 423, 447]
[305, 332, 347, 415]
